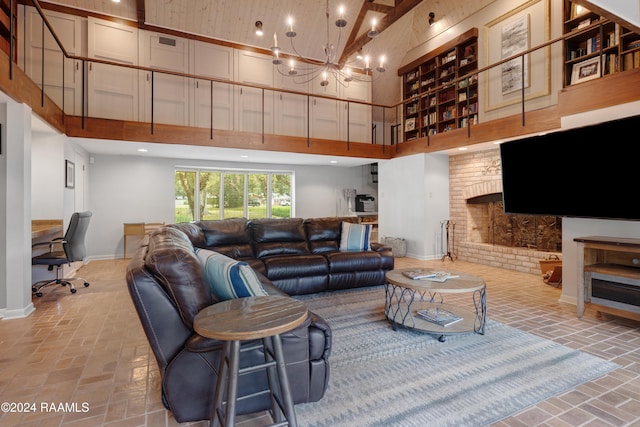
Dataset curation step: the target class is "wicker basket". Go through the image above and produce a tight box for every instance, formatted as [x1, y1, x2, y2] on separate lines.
[380, 237, 407, 257]
[539, 255, 562, 274]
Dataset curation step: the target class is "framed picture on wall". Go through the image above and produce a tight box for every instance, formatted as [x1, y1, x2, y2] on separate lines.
[65, 160, 75, 189]
[500, 14, 530, 95]
[405, 117, 416, 131]
[484, 0, 550, 111]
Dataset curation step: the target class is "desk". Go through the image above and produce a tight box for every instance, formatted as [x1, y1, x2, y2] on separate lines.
[32, 219, 63, 241]
[32, 220, 64, 284]
[123, 222, 164, 258]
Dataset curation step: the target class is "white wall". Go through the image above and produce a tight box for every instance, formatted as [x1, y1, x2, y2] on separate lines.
[31, 133, 65, 219]
[587, 0, 640, 28]
[85, 154, 375, 259]
[378, 153, 449, 260]
[31, 132, 89, 226]
[1, 99, 35, 319]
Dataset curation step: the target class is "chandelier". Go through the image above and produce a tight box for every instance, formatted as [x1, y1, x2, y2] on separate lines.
[270, 0, 386, 88]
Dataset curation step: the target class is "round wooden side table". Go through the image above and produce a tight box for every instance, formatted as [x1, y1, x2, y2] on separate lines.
[194, 295, 308, 427]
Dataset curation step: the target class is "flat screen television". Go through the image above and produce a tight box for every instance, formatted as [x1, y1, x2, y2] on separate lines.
[500, 114, 640, 221]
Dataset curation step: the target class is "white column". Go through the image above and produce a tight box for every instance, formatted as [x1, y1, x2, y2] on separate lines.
[0, 99, 35, 319]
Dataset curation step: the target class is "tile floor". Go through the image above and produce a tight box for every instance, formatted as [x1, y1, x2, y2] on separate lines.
[1, 257, 639, 427]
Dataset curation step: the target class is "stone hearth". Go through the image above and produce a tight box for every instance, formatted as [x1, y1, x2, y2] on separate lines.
[449, 150, 561, 275]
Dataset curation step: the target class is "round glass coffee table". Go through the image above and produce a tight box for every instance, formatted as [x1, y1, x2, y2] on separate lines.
[385, 268, 486, 342]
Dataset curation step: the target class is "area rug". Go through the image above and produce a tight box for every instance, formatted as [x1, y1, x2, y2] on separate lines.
[293, 286, 619, 427]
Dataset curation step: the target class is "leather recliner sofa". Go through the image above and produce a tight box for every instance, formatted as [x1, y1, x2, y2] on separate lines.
[126, 226, 332, 423]
[171, 216, 394, 295]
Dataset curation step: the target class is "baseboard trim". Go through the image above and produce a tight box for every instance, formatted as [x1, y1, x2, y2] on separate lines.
[1, 303, 35, 320]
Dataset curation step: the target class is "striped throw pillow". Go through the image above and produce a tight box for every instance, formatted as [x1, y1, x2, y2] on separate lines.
[196, 248, 268, 301]
[339, 221, 372, 252]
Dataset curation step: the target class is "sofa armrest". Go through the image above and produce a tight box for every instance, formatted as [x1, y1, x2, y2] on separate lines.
[308, 311, 332, 360]
[371, 242, 392, 252]
[184, 333, 224, 353]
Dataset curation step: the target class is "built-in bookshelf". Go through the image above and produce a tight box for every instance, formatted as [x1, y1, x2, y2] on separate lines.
[398, 28, 478, 141]
[563, 1, 640, 86]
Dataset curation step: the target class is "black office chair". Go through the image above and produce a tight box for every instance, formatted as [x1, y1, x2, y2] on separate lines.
[32, 211, 92, 297]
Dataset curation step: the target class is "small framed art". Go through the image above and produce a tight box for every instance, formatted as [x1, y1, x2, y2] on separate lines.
[571, 57, 600, 84]
[65, 160, 75, 189]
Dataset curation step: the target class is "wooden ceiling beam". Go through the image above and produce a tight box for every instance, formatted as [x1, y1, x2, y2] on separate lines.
[340, 0, 423, 64]
[136, 0, 145, 25]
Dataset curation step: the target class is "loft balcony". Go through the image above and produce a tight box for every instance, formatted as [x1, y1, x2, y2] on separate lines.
[1, 1, 639, 160]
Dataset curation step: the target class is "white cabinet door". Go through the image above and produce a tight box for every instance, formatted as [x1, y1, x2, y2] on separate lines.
[191, 41, 234, 130]
[139, 32, 190, 126]
[310, 80, 341, 140]
[235, 50, 274, 134]
[87, 17, 138, 121]
[22, 7, 82, 115]
[341, 79, 372, 143]
[274, 59, 309, 137]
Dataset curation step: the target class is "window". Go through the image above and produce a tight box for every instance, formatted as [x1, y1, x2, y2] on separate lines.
[175, 168, 293, 222]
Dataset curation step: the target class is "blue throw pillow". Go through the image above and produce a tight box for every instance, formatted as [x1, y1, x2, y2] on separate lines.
[195, 248, 268, 301]
[339, 221, 372, 252]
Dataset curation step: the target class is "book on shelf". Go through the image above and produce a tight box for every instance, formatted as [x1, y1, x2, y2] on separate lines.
[627, 40, 640, 50]
[402, 270, 459, 281]
[460, 115, 478, 128]
[623, 51, 640, 69]
[416, 307, 462, 327]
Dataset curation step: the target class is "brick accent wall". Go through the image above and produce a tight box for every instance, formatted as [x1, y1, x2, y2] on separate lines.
[449, 148, 560, 275]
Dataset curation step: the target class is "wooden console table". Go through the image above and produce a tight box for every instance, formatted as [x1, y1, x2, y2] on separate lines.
[574, 236, 640, 321]
[123, 222, 164, 258]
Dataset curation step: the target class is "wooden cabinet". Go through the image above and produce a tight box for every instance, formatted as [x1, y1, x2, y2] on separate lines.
[190, 41, 234, 131]
[398, 28, 478, 141]
[139, 32, 190, 126]
[563, 1, 640, 86]
[87, 16, 139, 121]
[234, 50, 275, 134]
[574, 236, 640, 321]
[341, 79, 372, 143]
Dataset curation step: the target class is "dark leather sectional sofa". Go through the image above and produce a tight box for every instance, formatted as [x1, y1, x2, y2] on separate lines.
[171, 216, 394, 294]
[126, 216, 394, 422]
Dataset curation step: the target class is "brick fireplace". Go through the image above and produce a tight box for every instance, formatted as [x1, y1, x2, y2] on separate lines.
[449, 148, 561, 275]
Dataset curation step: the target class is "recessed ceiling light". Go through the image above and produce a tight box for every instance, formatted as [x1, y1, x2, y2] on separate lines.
[330, 160, 338, 164]
[240, 155, 249, 158]
[458, 147, 468, 151]
[137, 148, 148, 152]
